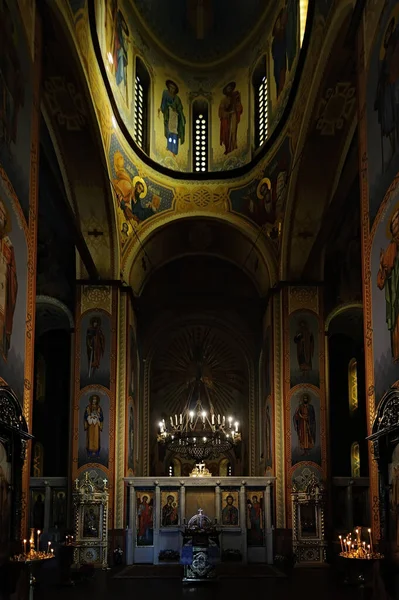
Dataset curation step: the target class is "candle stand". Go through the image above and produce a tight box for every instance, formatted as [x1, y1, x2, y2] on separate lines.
[337, 527, 383, 598]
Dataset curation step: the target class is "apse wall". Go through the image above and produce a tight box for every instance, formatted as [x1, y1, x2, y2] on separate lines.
[94, 0, 309, 173]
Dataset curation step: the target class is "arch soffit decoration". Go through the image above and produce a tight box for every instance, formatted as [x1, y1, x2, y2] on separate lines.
[35, 295, 75, 337]
[123, 214, 277, 297]
[40, 2, 118, 279]
[142, 315, 257, 474]
[281, 0, 356, 280]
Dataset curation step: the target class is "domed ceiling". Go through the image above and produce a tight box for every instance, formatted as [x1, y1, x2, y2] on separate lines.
[131, 0, 273, 64]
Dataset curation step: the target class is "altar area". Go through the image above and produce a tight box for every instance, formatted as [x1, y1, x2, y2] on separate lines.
[124, 475, 275, 566]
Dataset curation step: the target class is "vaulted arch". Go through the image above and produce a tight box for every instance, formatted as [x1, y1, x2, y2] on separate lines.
[281, 0, 357, 279]
[40, 1, 118, 279]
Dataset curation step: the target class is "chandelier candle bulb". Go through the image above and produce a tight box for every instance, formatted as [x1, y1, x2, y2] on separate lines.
[218, 414, 220, 425]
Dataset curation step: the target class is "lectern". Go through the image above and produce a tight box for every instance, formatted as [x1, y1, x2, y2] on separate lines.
[180, 509, 220, 582]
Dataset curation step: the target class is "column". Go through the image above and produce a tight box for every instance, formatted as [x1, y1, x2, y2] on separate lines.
[154, 484, 161, 564]
[265, 482, 273, 564]
[44, 481, 51, 534]
[180, 483, 186, 524]
[346, 480, 354, 533]
[239, 484, 247, 563]
[215, 483, 221, 524]
[126, 483, 135, 565]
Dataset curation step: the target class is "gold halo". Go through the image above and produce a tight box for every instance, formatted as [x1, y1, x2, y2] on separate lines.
[132, 176, 147, 198]
[256, 177, 271, 200]
[386, 201, 399, 239]
[380, 6, 399, 60]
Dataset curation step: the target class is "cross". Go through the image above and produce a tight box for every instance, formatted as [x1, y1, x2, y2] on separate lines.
[198, 508, 203, 516]
[103, 478, 108, 488]
[196, 462, 205, 473]
[88, 228, 104, 238]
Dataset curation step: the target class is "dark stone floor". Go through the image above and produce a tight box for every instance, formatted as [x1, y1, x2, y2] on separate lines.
[33, 566, 368, 600]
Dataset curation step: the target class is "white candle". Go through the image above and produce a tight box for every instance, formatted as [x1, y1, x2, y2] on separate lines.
[47, 541, 51, 554]
[368, 529, 373, 554]
[23, 539, 27, 555]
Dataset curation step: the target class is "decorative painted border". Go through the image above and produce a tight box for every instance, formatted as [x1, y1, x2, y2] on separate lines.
[20, 12, 42, 537]
[273, 292, 285, 527]
[357, 11, 381, 537]
[282, 288, 327, 526]
[72, 286, 118, 529]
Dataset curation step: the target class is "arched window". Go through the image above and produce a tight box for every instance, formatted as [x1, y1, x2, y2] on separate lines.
[348, 358, 358, 413]
[192, 98, 209, 172]
[252, 56, 268, 149]
[351, 442, 360, 478]
[299, 0, 309, 47]
[32, 442, 44, 477]
[134, 57, 150, 153]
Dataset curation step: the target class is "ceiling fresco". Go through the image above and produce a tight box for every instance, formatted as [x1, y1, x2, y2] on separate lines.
[131, 0, 271, 65]
[51, 0, 339, 284]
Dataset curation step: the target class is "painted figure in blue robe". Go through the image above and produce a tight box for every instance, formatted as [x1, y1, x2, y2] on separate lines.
[113, 9, 129, 91]
[119, 177, 160, 224]
[374, 17, 399, 161]
[286, 0, 298, 71]
[158, 80, 186, 156]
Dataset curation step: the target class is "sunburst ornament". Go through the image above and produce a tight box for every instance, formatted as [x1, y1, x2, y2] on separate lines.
[155, 327, 243, 461]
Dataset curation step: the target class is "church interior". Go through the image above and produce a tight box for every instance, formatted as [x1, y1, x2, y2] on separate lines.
[1, 0, 399, 598]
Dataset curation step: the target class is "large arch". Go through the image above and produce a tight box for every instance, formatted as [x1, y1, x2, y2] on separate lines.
[40, 1, 118, 279]
[281, 0, 357, 279]
[123, 215, 277, 297]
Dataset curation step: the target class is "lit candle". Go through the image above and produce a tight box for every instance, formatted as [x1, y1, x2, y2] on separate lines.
[51, 548, 54, 555]
[36, 530, 41, 551]
[212, 414, 215, 425]
[47, 541, 51, 554]
[339, 535, 344, 553]
[23, 539, 27, 555]
[180, 414, 182, 425]
[235, 421, 239, 432]
[368, 529, 373, 554]
[218, 414, 220, 425]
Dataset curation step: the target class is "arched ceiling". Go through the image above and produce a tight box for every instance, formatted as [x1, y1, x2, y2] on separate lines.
[125, 217, 276, 297]
[130, 0, 273, 66]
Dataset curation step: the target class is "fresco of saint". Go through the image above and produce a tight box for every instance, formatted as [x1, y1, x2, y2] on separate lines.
[293, 393, 316, 456]
[374, 16, 399, 164]
[222, 495, 239, 526]
[86, 316, 105, 379]
[158, 80, 186, 156]
[137, 494, 153, 545]
[83, 394, 104, 459]
[219, 82, 243, 155]
[113, 152, 160, 225]
[0, 199, 17, 360]
[294, 320, 314, 375]
[377, 208, 399, 361]
[161, 494, 178, 527]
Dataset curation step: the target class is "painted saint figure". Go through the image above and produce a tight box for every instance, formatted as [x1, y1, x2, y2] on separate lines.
[0, 199, 17, 359]
[222, 495, 239, 526]
[161, 495, 178, 527]
[84, 394, 104, 459]
[374, 17, 399, 163]
[113, 8, 129, 99]
[86, 316, 105, 378]
[293, 393, 316, 456]
[83, 507, 98, 538]
[272, 7, 288, 98]
[158, 80, 186, 156]
[219, 82, 243, 155]
[294, 320, 314, 375]
[137, 495, 153, 544]
[113, 152, 160, 225]
[0, 0, 25, 148]
[377, 208, 399, 361]
[247, 495, 263, 545]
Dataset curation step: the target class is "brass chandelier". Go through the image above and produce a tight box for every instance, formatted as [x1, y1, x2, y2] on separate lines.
[157, 371, 241, 462]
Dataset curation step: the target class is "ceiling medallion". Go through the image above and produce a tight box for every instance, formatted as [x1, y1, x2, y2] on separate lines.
[157, 343, 241, 462]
